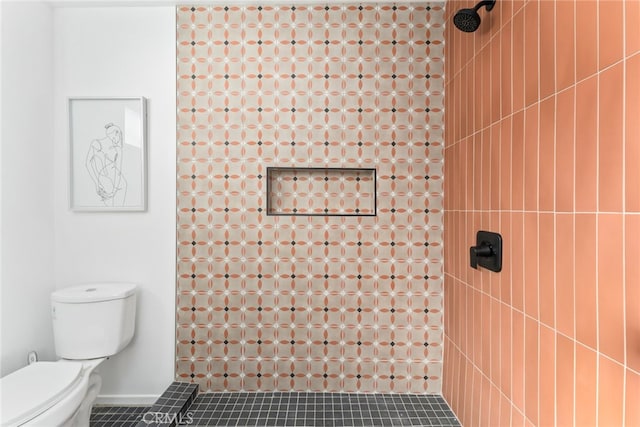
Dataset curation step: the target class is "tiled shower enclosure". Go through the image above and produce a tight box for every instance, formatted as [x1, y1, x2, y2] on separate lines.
[176, 4, 445, 393]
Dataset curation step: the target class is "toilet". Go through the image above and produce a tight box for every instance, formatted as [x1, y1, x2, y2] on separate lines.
[0, 283, 136, 427]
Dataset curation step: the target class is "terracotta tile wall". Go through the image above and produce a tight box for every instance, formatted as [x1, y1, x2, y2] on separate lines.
[443, 0, 639, 425]
[176, 4, 446, 393]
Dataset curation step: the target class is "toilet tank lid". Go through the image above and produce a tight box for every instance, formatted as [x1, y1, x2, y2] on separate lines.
[52, 282, 137, 303]
[0, 362, 82, 426]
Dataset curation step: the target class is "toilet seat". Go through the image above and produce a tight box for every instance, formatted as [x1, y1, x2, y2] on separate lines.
[0, 362, 82, 426]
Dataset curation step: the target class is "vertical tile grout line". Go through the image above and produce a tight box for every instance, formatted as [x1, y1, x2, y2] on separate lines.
[594, 0, 601, 423]
[520, 9, 527, 418]
[490, 28, 496, 412]
[536, 3, 542, 425]
[497, 21, 503, 420]
[462, 279, 468, 425]
[520, 7, 529, 423]
[620, 0, 627, 423]
[571, 0, 577, 425]
[464, 55, 471, 419]
[535, 1, 542, 423]
[552, 0, 558, 424]
[509, 8, 515, 421]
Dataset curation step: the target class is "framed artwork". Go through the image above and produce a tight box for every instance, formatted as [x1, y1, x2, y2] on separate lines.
[68, 97, 147, 211]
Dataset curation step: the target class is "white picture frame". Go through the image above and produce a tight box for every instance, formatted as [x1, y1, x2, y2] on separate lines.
[68, 97, 147, 211]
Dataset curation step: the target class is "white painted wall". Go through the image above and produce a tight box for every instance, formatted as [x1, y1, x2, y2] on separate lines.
[53, 7, 176, 402]
[0, 1, 57, 377]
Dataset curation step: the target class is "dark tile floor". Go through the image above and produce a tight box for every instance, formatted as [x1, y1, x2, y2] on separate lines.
[90, 406, 149, 427]
[90, 393, 460, 427]
[188, 393, 460, 426]
[134, 382, 199, 427]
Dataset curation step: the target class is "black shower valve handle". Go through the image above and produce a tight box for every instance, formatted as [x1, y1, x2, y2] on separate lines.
[470, 230, 503, 272]
[470, 241, 494, 269]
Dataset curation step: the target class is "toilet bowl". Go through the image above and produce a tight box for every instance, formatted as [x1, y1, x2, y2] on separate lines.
[1, 359, 104, 426]
[0, 283, 136, 427]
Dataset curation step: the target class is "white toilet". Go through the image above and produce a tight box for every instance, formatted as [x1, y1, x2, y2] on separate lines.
[0, 283, 137, 427]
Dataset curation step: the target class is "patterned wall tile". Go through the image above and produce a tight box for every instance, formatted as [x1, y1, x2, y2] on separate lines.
[176, 3, 445, 394]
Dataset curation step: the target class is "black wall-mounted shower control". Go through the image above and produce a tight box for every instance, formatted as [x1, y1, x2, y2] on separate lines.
[470, 230, 502, 272]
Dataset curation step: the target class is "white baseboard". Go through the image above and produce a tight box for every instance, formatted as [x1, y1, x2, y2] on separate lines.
[95, 394, 159, 406]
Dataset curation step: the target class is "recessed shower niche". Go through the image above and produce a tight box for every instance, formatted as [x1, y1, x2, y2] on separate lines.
[266, 167, 376, 216]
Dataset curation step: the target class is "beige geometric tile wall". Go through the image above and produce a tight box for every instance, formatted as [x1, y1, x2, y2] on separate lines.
[176, 3, 445, 393]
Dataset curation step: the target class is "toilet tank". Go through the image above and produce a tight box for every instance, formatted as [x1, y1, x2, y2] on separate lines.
[51, 283, 137, 359]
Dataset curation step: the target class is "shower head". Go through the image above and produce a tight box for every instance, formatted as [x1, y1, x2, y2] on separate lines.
[453, 0, 496, 33]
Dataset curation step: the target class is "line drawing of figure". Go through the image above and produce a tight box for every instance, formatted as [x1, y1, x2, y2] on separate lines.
[85, 123, 128, 206]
